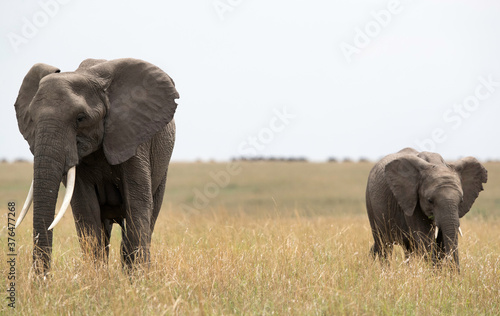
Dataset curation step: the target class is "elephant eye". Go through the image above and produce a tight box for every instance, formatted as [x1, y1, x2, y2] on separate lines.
[76, 113, 86, 124]
[428, 198, 434, 204]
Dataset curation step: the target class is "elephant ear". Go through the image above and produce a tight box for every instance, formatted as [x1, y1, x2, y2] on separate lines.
[87, 58, 179, 165]
[385, 156, 431, 216]
[14, 63, 60, 153]
[450, 157, 487, 218]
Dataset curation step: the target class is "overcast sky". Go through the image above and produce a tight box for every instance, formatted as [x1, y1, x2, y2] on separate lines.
[1, 0, 500, 162]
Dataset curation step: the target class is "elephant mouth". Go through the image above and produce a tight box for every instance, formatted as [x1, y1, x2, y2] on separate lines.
[77, 140, 90, 157]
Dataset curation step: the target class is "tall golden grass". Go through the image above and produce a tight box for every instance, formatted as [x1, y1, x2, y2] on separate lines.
[1, 161, 499, 315]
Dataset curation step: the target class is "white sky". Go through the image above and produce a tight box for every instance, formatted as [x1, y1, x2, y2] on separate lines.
[1, 0, 500, 162]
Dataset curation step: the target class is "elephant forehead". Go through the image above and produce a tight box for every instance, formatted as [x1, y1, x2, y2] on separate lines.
[424, 172, 463, 194]
[38, 73, 96, 95]
[34, 74, 100, 107]
[32, 86, 86, 108]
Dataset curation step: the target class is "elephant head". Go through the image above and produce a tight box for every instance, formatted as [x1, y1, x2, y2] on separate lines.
[14, 58, 179, 273]
[384, 152, 487, 268]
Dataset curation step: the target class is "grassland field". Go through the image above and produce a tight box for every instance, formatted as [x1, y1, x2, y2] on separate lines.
[0, 161, 499, 315]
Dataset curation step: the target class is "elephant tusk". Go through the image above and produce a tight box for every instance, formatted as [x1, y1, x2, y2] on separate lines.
[48, 166, 76, 231]
[15, 180, 34, 228]
[434, 226, 439, 240]
[458, 227, 463, 237]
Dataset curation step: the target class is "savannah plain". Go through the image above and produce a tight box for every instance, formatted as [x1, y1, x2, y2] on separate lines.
[1, 161, 499, 315]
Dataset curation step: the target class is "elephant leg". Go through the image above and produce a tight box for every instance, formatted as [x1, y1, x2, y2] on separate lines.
[370, 243, 380, 259]
[401, 237, 414, 263]
[405, 213, 435, 262]
[370, 229, 393, 260]
[121, 217, 151, 271]
[371, 242, 393, 260]
[71, 179, 106, 263]
[414, 233, 434, 262]
[120, 155, 153, 270]
[150, 174, 167, 232]
[118, 218, 130, 269]
[102, 218, 114, 262]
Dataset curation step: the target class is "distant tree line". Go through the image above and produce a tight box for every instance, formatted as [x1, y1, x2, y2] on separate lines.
[231, 156, 372, 163]
[0, 158, 32, 163]
[328, 157, 371, 163]
[231, 156, 308, 162]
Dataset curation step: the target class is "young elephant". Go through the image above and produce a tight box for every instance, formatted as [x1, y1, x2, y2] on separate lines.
[366, 148, 487, 269]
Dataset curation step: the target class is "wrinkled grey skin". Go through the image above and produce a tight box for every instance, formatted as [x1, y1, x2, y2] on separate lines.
[14, 58, 179, 274]
[366, 148, 487, 270]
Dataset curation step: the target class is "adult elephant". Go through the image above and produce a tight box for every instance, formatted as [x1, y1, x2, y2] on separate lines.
[14, 58, 179, 274]
[366, 148, 487, 270]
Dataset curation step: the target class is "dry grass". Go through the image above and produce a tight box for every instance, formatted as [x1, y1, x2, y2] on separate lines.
[1, 161, 499, 315]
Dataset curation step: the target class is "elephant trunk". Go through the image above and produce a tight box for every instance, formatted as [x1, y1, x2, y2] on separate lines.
[436, 208, 460, 271]
[32, 125, 67, 274]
